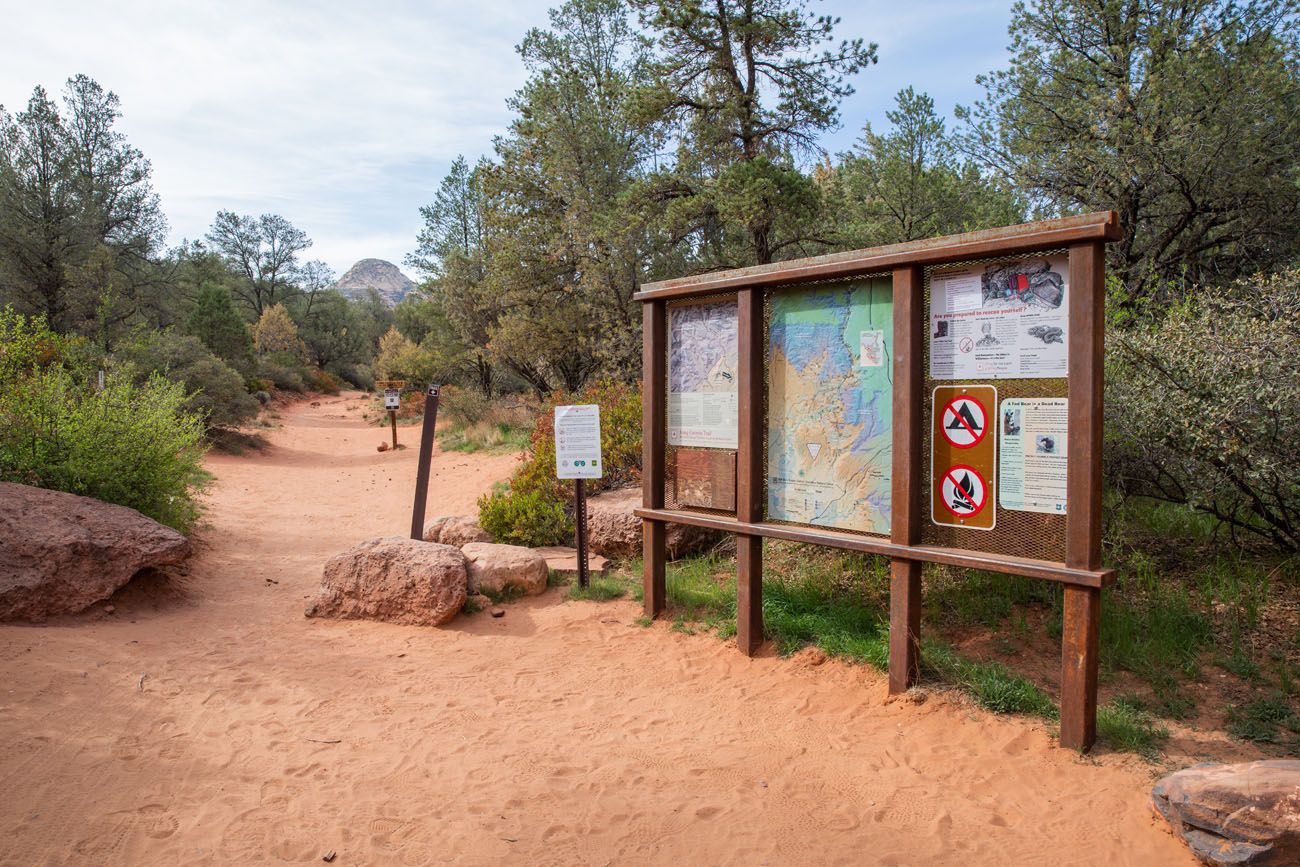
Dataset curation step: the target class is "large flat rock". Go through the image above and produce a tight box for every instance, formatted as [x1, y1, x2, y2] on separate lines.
[0, 482, 190, 621]
[1152, 759, 1300, 865]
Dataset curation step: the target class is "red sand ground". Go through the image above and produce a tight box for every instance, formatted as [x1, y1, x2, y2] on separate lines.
[0, 394, 1193, 865]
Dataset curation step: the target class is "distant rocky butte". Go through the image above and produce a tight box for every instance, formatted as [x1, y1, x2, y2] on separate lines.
[333, 258, 416, 307]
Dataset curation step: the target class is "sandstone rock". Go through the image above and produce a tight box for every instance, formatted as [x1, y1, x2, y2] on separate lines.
[585, 487, 720, 558]
[468, 593, 492, 611]
[1152, 759, 1300, 866]
[305, 537, 467, 626]
[0, 483, 190, 621]
[460, 542, 548, 597]
[422, 515, 492, 547]
[534, 546, 610, 580]
[377, 441, 390, 452]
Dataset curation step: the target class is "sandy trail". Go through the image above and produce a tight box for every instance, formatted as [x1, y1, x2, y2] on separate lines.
[0, 394, 1191, 865]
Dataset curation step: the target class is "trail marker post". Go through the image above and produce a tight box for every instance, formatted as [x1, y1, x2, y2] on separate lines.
[409, 384, 441, 540]
[376, 380, 407, 450]
[555, 404, 602, 589]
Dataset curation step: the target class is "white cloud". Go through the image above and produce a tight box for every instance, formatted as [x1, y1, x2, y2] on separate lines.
[0, 0, 1012, 275]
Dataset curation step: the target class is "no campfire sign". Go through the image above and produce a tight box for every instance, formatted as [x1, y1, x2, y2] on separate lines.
[931, 385, 997, 530]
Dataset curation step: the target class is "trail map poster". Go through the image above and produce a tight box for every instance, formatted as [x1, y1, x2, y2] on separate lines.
[668, 300, 739, 449]
[929, 256, 1069, 380]
[998, 397, 1068, 514]
[767, 278, 893, 533]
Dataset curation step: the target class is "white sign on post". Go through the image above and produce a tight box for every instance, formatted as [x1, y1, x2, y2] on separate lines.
[384, 389, 401, 410]
[555, 404, 602, 479]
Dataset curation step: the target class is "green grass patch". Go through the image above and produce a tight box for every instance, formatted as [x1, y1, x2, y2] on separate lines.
[480, 584, 527, 605]
[438, 420, 532, 454]
[1097, 695, 1169, 758]
[922, 642, 1058, 718]
[568, 575, 629, 601]
[1227, 695, 1300, 744]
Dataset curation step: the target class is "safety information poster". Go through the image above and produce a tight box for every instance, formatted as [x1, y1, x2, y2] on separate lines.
[929, 256, 1069, 380]
[998, 397, 1068, 514]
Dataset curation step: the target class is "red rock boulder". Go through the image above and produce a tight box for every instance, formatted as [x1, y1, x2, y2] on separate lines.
[0, 483, 190, 621]
[585, 487, 721, 559]
[305, 537, 467, 626]
[1152, 759, 1300, 866]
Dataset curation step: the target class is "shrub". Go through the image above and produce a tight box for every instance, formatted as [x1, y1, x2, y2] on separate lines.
[302, 366, 345, 395]
[118, 330, 259, 430]
[256, 357, 306, 392]
[1106, 271, 1300, 550]
[475, 379, 642, 546]
[0, 364, 208, 532]
[478, 488, 574, 547]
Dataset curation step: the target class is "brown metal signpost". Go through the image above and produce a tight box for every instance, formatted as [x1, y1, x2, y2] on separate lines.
[635, 213, 1120, 751]
[409, 384, 441, 540]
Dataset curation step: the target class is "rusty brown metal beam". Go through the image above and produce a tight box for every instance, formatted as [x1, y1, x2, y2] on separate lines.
[634, 212, 1119, 302]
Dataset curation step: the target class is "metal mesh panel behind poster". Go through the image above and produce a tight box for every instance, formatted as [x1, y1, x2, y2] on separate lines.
[663, 293, 739, 516]
[761, 275, 893, 540]
[921, 252, 1068, 562]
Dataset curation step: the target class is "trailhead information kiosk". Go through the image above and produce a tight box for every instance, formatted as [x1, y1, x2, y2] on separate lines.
[636, 213, 1120, 751]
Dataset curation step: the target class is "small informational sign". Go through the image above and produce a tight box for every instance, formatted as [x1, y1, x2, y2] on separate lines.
[555, 404, 603, 479]
[929, 255, 1069, 380]
[999, 397, 1068, 514]
[931, 385, 997, 530]
[668, 299, 739, 449]
[384, 388, 401, 410]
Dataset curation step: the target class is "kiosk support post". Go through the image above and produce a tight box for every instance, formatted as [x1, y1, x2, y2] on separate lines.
[888, 265, 925, 693]
[1061, 241, 1105, 751]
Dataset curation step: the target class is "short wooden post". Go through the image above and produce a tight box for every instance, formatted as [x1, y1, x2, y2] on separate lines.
[736, 287, 765, 655]
[889, 265, 925, 692]
[1061, 240, 1105, 751]
[642, 301, 667, 617]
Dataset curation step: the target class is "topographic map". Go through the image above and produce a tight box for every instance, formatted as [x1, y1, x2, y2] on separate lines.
[668, 300, 739, 448]
[767, 279, 893, 533]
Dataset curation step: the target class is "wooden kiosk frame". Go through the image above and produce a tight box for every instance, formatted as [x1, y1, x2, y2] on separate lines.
[635, 212, 1121, 751]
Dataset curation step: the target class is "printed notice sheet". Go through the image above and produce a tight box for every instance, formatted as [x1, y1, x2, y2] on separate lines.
[929, 256, 1069, 380]
[668, 300, 739, 449]
[998, 397, 1067, 514]
[555, 404, 603, 479]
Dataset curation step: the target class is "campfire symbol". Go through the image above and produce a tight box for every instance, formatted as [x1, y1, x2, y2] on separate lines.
[950, 471, 978, 513]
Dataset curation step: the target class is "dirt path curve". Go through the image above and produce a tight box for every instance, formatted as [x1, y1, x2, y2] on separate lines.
[0, 393, 1191, 865]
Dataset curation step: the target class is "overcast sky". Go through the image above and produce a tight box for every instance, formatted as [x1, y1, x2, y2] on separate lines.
[0, 0, 1013, 278]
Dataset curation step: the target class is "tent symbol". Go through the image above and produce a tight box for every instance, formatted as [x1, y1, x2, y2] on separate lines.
[946, 402, 982, 433]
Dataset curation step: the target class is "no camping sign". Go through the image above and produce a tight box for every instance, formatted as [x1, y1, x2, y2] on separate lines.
[931, 385, 997, 531]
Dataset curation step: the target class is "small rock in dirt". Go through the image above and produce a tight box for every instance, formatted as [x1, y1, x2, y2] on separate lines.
[1152, 759, 1300, 866]
[377, 441, 390, 452]
[491, 607, 505, 618]
[103, 605, 115, 615]
[310, 401, 321, 407]
[469, 594, 492, 611]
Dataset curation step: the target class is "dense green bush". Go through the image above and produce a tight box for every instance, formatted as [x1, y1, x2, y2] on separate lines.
[478, 488, 574, 547]
[0, 312, 208, 532]
[256, 357, 306, 392]
[476, 379, 642, 546]
[1106, 271, 1300, 550]
[118, 330, 259, 430]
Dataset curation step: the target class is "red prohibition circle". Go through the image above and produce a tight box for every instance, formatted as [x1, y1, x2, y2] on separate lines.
[940, 463, 989, 518]
[939, 396, 988, 449]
